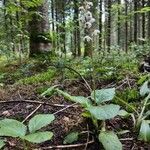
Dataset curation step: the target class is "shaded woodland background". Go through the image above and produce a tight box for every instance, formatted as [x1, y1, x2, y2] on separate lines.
[0, 0, 150, 59]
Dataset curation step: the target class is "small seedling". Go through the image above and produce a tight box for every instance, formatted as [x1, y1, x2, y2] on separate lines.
[42, 87, 123, 150]
[0, 114, 55, 149]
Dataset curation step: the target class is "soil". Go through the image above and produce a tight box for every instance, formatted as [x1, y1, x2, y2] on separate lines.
[0, 79, 150, 150]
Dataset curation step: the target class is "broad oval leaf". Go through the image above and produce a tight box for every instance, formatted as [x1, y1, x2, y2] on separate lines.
[28, 114, 55, 133]
[0, 140, 5, 149]
[91, 88, 115, 104]
[99, 131, 122, 150]
[63, 132, 79, 144]
[87, 104, 120, 120]
[71, 96, 91, 107]
[140, 81, 150, 96]
[0, 119, 26, 137]
[22, 131, 53, 143]
[139, 120, 150, 142]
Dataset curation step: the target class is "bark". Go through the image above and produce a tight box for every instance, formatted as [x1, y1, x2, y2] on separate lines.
[134, 0, 138, 43]
[29, 0, 51, 56]
[73, 0, 81, 57]
[142, 0, 145, 44]
[125, 0, 128, 52]
[107, 0, 111, 52]
[117, 0, 121, 47]
[148, 0, 150, 40]
[99, 0, 102, 50]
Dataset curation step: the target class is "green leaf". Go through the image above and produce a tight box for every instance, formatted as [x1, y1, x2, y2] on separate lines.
[140, 81, 150, 96]
[56, 89, 91, 107]
[0, 119, 26, 137]
[87, 104, 120, 120]
[63, 132, 79, 144]
[118, 110, 130, 117]
[0, 140, 5, 149]
[91, 88, 115, 104]
[56, 89, 73, 100]
[139, 120, 150, 142]
[82, 111, 91, 118]
[28, 114, 55, 133]
[99, 131, 122, 150]
[71, 96, 91, 107]
[22, 131, 53, 143]
[138, 75, 149, 85]
[41, 86, 56, 97]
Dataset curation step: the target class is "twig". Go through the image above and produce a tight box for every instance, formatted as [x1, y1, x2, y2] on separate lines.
[120, 138, 133, 141]
[22, 104, 42, 123]
[37, 139, 94, 149]
[64, 66, 92, 92]
[0, 99, 70, 107]
[53, 103, 77, 115]
[126, 76, 131, 89]
[84, 124, 90, 150]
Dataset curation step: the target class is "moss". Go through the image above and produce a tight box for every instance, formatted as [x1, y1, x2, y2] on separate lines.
[116, 88, 140, 103]
[17, 68, 57, 85]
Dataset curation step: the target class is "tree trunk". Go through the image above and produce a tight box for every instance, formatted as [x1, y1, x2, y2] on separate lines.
[73, 0, 81, 57]
[134, 0, 138, 43]
[99, 0, 102, 51]
[148, 0, 150, 40]
[125, 0, 128, 52]
[117, 0, 121, 47]
[107, 0, 111, 52]
[142, 0, 145, 44]
[29, 0, 51, 56]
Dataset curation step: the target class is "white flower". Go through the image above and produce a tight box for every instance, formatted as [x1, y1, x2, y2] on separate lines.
[85, 2, 93, 9]
[92, 30, 100, 36]
[85, 22, 92, 29]
[85, 11, 92, 21]
[79, 6, 85, 11]
[89, 18, 95, 23]
[83, 36, 92, 42]
[87, 2, 93, 7]
[79, 16, 85, 23]
[85, 4, 91, 10]
[86, 11, 92, 17]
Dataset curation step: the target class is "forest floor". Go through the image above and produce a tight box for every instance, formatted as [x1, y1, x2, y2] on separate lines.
[0, 56, 150, 150]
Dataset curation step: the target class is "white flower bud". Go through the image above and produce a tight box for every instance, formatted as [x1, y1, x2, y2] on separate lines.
[79, 6, 85, 11]
[89, 18, 95, 23]
[85, 22, 92, 29]
[83, 36, 92, 42]
[87, 2, 93, 7]
[92, 29, 100, 36]
[79, 16, 85, 23]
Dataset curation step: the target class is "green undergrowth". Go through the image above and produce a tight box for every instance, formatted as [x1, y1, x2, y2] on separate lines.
[58, 50, 140, 83]
[17, 68, 57, 85]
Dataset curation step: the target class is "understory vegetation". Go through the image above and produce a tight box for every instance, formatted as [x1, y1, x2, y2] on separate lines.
[0, 0, 150, 150]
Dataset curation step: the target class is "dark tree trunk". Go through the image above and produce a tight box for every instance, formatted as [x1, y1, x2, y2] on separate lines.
[142, 0, 145, 44]
[29, 0, 51, 57]
[125, 0, 128, 52]
[129, 1, 133, 43]
[99, 0, 102, 50]
[107, 0, 111, 52]
[148, 0, 150, 40]
[117, 0, 121, 47]
[134, 0, 138, 43]
[73, 0, 81, 57]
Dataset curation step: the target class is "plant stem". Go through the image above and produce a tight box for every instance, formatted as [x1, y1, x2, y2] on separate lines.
[115, 96, 139, 115]
[22, 139, 28, 150]
[136, 93, 150, 127]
